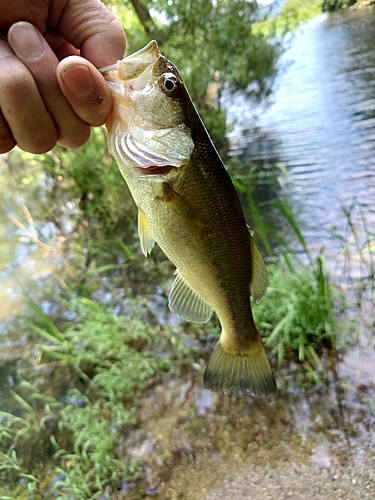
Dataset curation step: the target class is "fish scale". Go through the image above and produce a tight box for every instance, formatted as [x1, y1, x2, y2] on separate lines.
[102, 40, 276, 398]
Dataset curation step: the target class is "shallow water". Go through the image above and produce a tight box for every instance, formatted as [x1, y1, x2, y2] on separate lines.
[1, 7, 375, 500]
[227, 7, 375, 265]
[118, 337, 375, 499]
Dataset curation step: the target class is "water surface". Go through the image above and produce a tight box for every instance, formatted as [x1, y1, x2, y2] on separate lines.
[227, 7, 375, 263]
[1, 8, 375, 499]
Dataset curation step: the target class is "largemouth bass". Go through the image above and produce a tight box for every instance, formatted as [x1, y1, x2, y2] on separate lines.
[101, 41, 276, 398]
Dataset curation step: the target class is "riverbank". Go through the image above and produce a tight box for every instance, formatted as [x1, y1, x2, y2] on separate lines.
[1, 4, 375, 499]
[112, 314, 375, 499]
[350, 0, 375, 9]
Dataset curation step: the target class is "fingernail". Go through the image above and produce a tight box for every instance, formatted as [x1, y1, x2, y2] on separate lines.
[60, 64, 96, 99]
[9, 22, 46, 60]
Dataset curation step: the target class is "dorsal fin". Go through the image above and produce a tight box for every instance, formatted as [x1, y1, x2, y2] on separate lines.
[168, 270, 212, 323]
[138, 207, 155, 256]
[248, 228, 268, 303]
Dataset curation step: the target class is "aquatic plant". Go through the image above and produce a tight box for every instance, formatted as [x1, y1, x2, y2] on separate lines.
[253, 253, 337, 367]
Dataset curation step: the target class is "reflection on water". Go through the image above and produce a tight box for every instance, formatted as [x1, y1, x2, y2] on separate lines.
[227, 8, 375, 261]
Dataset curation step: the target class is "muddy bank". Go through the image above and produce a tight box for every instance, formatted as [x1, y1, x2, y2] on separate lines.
[115, 329, 375, 500]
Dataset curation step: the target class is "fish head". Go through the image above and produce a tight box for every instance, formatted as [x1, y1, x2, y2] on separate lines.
[101, 40, 194, 177]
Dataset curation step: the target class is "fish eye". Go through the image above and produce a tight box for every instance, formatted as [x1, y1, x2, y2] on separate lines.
[161, 73, 180, 94]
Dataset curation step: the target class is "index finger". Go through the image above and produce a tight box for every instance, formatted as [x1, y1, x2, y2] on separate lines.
[56, 0, 126, 67]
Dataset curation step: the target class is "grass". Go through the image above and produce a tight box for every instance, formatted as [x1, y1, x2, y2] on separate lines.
[2, 141, 373, 497]
[233, 178, 346, 374]
[0, 297, 172, 499]
[333, 200, 375, 303]
[253, 253, 338, 368]
[0, 289, 205, 499]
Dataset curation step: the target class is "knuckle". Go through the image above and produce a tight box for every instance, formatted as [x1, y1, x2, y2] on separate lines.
[18, 130, 58, 154]
[59, 125, 91, 149]
[0, 64, 34, 97]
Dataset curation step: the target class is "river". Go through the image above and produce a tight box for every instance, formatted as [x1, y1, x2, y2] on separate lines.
[1, 6, 375, 500]
[227, 6, 375, 267]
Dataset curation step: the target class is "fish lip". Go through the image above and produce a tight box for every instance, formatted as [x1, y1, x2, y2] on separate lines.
[99, 40, 160, 78]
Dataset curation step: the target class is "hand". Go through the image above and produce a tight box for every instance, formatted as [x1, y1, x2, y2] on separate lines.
[0, 0, 126, 154]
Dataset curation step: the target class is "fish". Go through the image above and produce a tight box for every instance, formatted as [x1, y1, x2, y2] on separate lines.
[101, 40, 276, 398]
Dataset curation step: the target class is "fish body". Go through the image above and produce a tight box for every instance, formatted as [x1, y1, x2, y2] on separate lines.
[102, 41, 276, 397]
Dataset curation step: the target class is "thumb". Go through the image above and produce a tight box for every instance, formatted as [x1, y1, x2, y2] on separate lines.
[56, 0, 126, 67]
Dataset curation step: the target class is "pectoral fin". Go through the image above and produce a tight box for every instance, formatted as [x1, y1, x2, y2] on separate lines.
[138, 207, 155, 256]
[168, 270, 212, 323]
[248, 229, 268, 303]
[159, 182, 201, 225]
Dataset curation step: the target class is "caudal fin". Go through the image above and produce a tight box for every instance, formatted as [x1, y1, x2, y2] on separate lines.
[203, 340, 276, 398]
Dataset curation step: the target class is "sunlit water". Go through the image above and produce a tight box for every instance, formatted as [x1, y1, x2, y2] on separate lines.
[227, 8, 375, 266]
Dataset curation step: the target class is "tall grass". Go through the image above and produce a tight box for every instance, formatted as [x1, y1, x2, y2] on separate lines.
[233, 178, 345, 373]
[333, 200, 375, 302]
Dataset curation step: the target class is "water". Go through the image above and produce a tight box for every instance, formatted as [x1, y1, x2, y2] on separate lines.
[135, 11, 375, 496]
[1, 8, 375, 498]
[227, 8, 375, 260]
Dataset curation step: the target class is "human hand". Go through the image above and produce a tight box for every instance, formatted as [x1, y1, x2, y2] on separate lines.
[0, 0, 126, 154]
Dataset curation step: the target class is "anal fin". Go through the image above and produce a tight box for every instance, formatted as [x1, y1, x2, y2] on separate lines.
[168, 270, 212, 323]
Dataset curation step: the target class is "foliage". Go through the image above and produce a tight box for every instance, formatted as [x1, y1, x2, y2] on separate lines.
[0, 297, 169, 499]
[233, 177, 343, 369]
[279, 0, 322, 29]
[32, 127, 130, 231]
[253, 0, 322, 40]
[322, 0, 357, 12]
[150, 0, 283, 99]
[102, 0, 286, 155]
[9, 127, 140, 283]
[253, 254, 338, 367]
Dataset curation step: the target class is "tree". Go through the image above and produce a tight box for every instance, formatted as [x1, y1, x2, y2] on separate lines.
[104, 0, 283, 154]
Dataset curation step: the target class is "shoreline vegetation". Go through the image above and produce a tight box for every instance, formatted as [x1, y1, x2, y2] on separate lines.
[349, 0, 375, 8]
[1, 1, 375, 499]
[1, 138, 374, 500]
[258, 0, 375, 36]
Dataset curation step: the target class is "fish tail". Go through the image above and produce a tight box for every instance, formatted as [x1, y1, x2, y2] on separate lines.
[203, 335, 276, 398]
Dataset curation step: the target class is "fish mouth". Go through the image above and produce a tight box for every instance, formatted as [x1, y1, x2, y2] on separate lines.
[101, 41, 194, 174]
[138, 165, 175, 176]
[100, 40, 160, 82]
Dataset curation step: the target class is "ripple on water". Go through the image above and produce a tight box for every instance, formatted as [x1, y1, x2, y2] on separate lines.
[226, 8, 375, 267]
